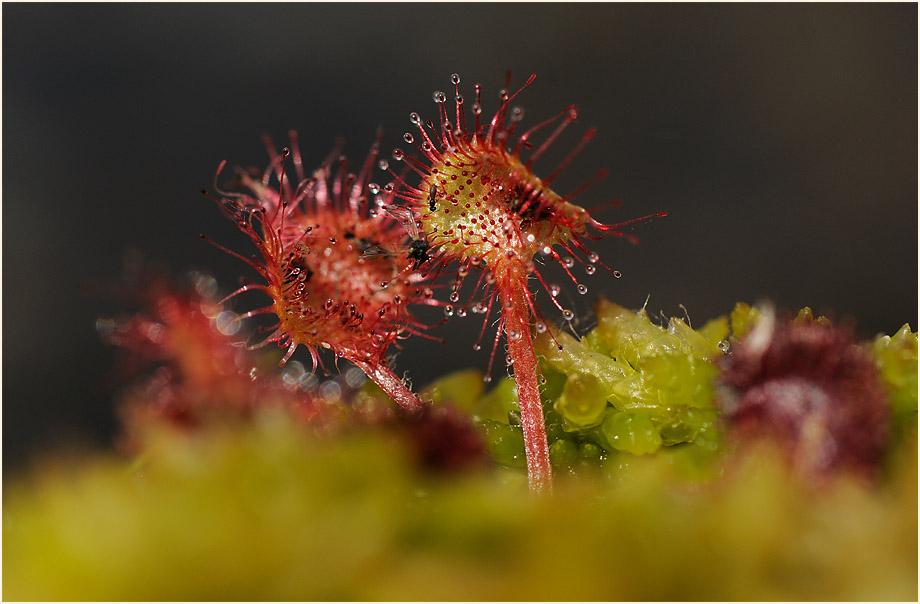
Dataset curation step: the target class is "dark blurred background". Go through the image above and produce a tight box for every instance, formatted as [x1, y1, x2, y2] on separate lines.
[4, 3, 916, 471]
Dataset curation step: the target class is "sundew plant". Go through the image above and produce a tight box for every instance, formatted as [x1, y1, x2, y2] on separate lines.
[201, 134, 435, 412]
[379, 73, 665, 491]
[3, 72, 916, 601]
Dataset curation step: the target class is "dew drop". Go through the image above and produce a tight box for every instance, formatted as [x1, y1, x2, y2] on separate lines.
[378, 159, 389, 171]
[472, 103, 482, 115]
[613, 270, 622, 278]
[384, 183, 394, 192]
[526, 233, 536, 243]
[718, 339, 731, 353]
[449, 291, 460, 303]
[508, 329, 521, 341]
[433, 90, 446, 103]
[444, 305, 455, 317]
[562, 256, 575, 268]
[409, 112, 421, 125]
[473, 344, 482, 351]
[368, 183, 380, 194]
[587, 253, 599, 264]
[482, 375, 492, 383]
[450, 73, 461, 85]
[577, 284, 588, 295]
[392, 149, 404, 160]
[535, 322, 547, 333]
[562, 309, 574, 321]
[550, 284, 561, 297]
[542, 245, 553, 255]
[403, 133, 414, 144]
[585, 265, 597, 275]
[456, 307, 468, 317]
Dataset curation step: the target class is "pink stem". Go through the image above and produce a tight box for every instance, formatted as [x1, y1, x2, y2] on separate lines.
[353, 359, 425, 414]
[499, 270, 553, 494]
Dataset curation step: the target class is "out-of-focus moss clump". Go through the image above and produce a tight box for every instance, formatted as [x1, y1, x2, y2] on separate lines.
[6, 299, 917, 600]
[3, 409, 916, 601]
[872, 323, 919, 439]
